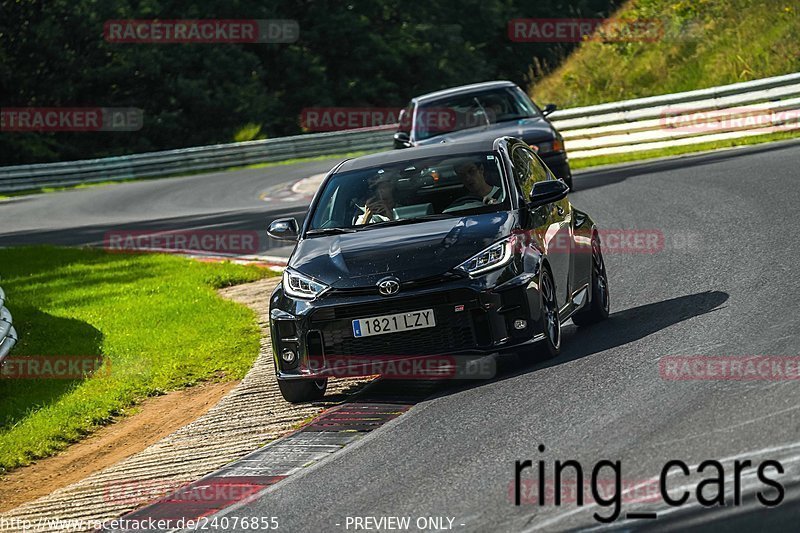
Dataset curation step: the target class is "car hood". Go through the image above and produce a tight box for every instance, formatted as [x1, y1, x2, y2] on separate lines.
[289, 212, 516, 289]
[414, 117, 554, 146]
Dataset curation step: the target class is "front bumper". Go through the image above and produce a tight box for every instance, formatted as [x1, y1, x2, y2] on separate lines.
[270, 269, 546, 381]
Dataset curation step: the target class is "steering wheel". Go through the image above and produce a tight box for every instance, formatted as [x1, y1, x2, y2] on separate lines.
[446, 195, 484, 210]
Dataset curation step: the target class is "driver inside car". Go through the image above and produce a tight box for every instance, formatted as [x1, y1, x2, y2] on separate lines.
[444, 160, 503, 212]
[354, 172, 398, 224]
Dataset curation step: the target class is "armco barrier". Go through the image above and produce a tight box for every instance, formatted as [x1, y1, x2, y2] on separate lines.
[0, 285, 18, 365]
[550, 72, 800, 158]
[1, 72, 798, 192]
[0, 126, 395, 193]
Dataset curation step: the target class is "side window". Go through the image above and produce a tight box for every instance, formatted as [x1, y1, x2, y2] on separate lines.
[511, 145, 548, 200]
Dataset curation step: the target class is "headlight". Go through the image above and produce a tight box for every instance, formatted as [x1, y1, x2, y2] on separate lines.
[283, 269, 330, 299]
[456, 237, 514, 276]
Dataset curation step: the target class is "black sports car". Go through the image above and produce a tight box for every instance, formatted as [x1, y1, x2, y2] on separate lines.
[393, 81, 574, 190]
[267, 136, 608, 402]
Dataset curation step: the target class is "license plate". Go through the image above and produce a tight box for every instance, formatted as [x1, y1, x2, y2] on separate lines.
[352, 309, 436, 338]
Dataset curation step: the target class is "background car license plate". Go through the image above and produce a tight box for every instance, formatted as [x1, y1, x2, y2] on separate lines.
[352, 309, 435, 338]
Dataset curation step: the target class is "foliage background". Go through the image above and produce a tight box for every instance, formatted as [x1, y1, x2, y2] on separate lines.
[0, 0, 622, 164]
[531, 0, 800, 107]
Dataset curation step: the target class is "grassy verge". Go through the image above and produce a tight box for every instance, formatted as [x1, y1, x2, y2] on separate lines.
[570, 129, 800, 169]
[0, 150, 375, 199]
[531, 0, 799, 108]
[0, 247, 274, 473]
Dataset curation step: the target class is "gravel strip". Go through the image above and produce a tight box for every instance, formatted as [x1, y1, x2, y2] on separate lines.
[0, 276, 370, 532]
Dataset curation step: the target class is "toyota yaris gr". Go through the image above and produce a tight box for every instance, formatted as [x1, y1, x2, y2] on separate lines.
[267, 137, 609, 402]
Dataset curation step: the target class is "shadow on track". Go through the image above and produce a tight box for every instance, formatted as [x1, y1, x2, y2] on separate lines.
[351, 290, 730, 404]
[0, 205, 309, 255]
[547, 289, 729, 366]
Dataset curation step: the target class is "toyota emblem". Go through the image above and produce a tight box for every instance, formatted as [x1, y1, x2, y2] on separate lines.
[377, 277, 401, 296]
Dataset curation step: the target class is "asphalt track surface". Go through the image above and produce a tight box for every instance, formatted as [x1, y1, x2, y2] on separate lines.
[4, 140, 800, 531]
[0, 159, 334, 256]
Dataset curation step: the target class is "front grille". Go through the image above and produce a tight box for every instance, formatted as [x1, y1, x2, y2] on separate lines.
[312, 290, 474, 321]
[328, 274, 463, 298]
[309, 291, 479, 357]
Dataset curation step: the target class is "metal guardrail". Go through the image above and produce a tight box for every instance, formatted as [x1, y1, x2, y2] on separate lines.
[0, 285, 18, 365]
[549, 72, 800, 158]
[0, 127, 395, 193]
[1, 72, 798, 192]
[547, 72, 800, 121]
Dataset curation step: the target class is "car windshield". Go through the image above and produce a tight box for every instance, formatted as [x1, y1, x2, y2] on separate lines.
[414, 87, 540, 140]
[308, 152, 507, 232]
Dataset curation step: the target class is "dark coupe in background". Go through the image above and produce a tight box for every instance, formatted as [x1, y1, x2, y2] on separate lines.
[393, 81, 574, 190]
[267, 137, 607, 402]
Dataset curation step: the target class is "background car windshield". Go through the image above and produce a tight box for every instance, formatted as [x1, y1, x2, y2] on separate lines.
[415, 88, 540, 140]
[309, 152, 507, 230]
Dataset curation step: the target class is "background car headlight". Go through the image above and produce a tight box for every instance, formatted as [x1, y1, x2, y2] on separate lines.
[530, 138, 564, 153]
[456, 237, 514, 276]
[283, 269, 330, 299]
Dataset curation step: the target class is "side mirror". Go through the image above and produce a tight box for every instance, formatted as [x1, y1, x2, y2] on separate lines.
[529, 179, 569, 208]
[393, 131, 412, 149]
[542, 103, 557, 117]
[267, 218, 299, 241]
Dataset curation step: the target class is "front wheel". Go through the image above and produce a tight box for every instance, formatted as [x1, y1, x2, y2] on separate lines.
[537, 267, 561, 359]
[572, 232, 610, 326]
[278, 378, 327, 403]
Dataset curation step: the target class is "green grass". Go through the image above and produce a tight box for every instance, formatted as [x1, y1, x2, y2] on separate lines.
[531, 0, 799, 107]
[0, 247, 274, 473]
[0, 150, 374, 199]
[570, 129, 800, 169]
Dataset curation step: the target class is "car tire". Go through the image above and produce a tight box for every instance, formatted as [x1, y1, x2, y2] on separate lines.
[565, 174, 574, 191]
[572, 232, 610, 326]
[278, 378, 328, 403]
[537, 267, 561, 359]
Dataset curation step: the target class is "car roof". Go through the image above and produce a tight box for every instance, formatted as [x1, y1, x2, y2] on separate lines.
[336, 139, 505, 173]
[413, 81, 518, 104]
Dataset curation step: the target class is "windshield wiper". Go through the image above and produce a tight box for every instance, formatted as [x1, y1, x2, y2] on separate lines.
[414, 213, 456, 221]
[357, 214, 455, 230]
[495, 114, 532, 123]
[306, 227, 359, 236]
